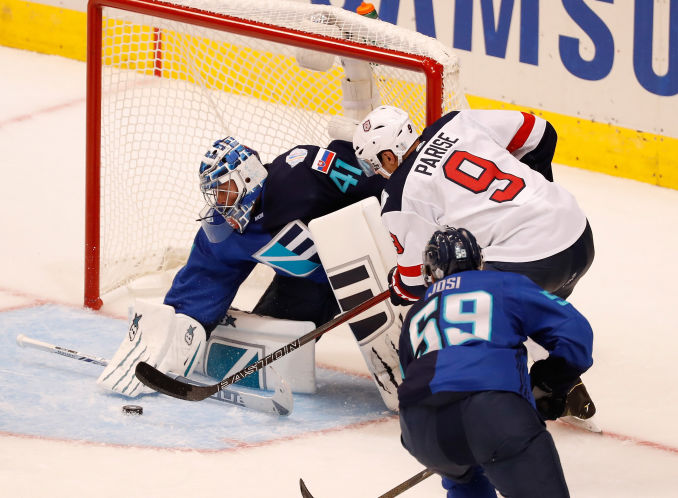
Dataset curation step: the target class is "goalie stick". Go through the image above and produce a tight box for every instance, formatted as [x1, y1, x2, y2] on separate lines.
[135, 290, 391, 401]
[299, 469, 434, 498]
[16, 333, 292, 415]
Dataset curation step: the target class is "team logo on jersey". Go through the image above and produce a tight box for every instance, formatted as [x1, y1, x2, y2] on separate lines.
[312, 148, 336, 174]
[253, 220, 321, 277]
[286, 148, 307, 167]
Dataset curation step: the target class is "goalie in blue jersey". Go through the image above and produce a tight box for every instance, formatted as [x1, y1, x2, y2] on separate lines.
[398, 227, 593, 498]
[166, 136, 387, 331]
[97, 136, 386, 397]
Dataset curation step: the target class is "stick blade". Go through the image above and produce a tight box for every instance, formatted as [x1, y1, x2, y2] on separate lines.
[268, 367, 293, 416]
[299, 478, 315, 498]
[377, 469, 434, 498]
[135, 362, 216, 401]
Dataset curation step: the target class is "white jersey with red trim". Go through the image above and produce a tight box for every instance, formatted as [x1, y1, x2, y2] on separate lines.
[381, 110, 587, 295]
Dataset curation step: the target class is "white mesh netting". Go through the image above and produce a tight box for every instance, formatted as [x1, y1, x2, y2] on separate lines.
[92, 0, 467, 299]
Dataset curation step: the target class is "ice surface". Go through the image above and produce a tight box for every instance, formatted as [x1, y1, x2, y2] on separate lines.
[1, 46, 677, 497]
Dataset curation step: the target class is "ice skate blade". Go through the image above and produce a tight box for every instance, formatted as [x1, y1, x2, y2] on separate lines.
[560, 415, 602, 433]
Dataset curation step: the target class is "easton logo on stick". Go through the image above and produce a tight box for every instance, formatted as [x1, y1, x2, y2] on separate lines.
[220, 340, 301, 388]
[133, 292, 389, 402]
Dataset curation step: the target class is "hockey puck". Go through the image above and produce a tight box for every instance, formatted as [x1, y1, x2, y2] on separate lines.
[122, 405, 143, 415]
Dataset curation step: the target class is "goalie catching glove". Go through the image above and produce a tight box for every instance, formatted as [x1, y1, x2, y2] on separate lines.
[97, 300, 205, 397]
[529, 355, 583, 420]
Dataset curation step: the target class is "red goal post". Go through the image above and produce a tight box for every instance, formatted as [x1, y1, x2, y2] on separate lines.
[85, 0, 466, 309]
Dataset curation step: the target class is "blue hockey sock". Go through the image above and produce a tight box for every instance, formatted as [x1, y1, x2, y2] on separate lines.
[442, 467, 497, 498]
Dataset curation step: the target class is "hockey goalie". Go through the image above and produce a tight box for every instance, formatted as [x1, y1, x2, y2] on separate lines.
[96, 134, 405, 408]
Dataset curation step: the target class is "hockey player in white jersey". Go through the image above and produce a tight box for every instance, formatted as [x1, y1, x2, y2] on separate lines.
[352, 105, 596, 421]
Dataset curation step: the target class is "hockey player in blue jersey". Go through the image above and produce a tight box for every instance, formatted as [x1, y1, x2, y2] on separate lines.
[97, 136, 386, 396]
[398, 227, 593, 498]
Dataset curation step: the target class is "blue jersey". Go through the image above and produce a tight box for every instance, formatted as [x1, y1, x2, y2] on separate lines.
[398, 270, 593, 408]
[165, 140, 386, 330]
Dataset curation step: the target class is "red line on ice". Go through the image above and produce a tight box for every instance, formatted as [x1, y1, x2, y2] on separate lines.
[555, 419, 678, 455]
[0, 98, 85, 129]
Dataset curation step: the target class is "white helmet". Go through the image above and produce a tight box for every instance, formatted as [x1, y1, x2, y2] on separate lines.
[352, 105, 418, 178]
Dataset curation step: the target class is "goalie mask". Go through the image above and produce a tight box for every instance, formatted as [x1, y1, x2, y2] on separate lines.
[353, 105, 418, 178]
[198, 137, 267, 242]
[422, 227, 483, 286]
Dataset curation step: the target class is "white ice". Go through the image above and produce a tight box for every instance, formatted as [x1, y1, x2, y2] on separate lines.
[1, 45, 677, 497]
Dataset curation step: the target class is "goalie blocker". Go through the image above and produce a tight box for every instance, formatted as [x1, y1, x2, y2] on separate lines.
[310, 197, 402, 411]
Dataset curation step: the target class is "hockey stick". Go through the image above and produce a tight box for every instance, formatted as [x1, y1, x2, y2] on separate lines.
[135, 289, 391, 401]
[17, 333, 110, 366]
[299, 469, 434, 498]
[16, 334, 292, 415]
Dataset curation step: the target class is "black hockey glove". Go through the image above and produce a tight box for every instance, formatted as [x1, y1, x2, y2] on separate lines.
[529, 356, 581, 420]
[387, 266, 411, 307]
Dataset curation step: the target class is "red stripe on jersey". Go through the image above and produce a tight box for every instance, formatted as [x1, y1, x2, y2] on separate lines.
[506, 112, 536, 153]
[397, 264, 422, 278]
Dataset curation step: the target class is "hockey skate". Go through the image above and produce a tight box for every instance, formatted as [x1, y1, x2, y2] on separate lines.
[563, 378, 595, 419]
[561, 378, 601, 433]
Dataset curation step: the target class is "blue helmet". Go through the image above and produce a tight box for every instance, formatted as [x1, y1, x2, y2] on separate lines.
[421, 227, 483, 286]
[198, 137, 267, 240]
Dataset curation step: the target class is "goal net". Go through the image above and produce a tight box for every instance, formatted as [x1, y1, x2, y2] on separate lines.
[85, 0, 467, 309]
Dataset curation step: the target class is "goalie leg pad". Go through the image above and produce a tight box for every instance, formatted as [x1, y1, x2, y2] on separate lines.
[359, 323, 402, 412]
[202, 310, 317, 394]
[310, 197, 402, 411]
[97, 300, 176, 397]
[157, 313, 206, 379]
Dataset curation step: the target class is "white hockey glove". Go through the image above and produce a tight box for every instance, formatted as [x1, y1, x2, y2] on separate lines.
[97, 300, 205, 397]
